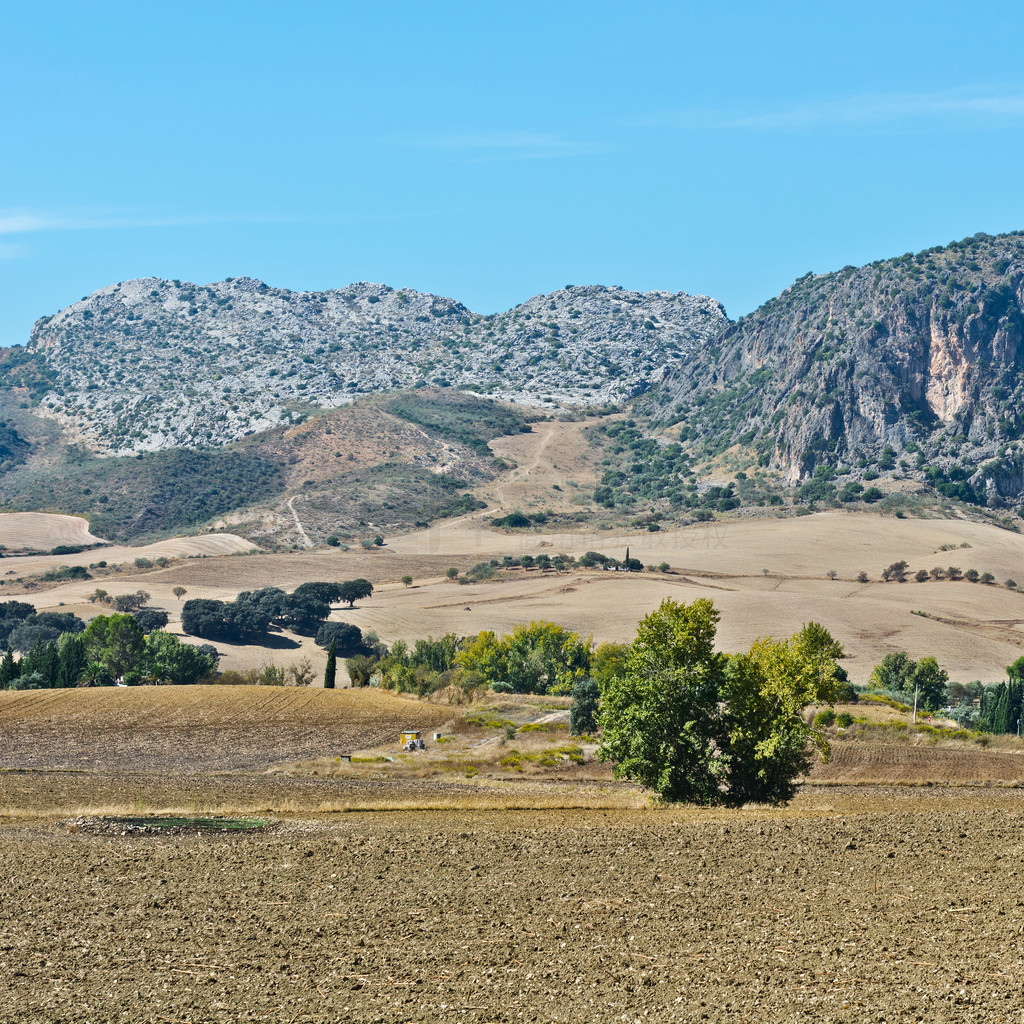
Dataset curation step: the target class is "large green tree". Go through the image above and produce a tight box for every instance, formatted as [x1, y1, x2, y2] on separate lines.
[598, 598, 845, 806]
[83, 613, 146, 682]
[868, 651, 948, 711]
[722, 622, 846, 804]
[337, 579, 374, 608]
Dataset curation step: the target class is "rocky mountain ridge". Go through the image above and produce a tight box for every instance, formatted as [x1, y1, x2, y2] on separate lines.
[648, 231, 1024, 510]
[24, 277, 726, 453]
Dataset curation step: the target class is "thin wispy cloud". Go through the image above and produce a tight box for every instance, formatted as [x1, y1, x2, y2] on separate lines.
[0, 242, 23, 259]
[0, 210, 293, 236]
[727, 90, 1024, 130]
[394, 130, 600, 161]
[630, 89, 1024, 133]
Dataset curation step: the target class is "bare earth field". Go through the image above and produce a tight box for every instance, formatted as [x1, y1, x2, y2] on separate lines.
[0, 686, 455, 773]
[3, 688, 1024, 1022]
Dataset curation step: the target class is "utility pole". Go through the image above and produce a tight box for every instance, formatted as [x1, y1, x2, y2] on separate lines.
[913, 678, 919, 724]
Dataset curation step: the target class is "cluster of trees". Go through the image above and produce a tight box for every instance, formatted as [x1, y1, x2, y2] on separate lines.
[182, 580, 372, 643]
[880, 560, 999, 585]
[1, 609, 218, 689]
[336, 622, 629, 701]
[977, 659, 1024, 734]
[459, 551, 650, 582]
[798, 465, 884, 505]
[867, 652, 949, 711]
[88, 589, 169, 633]
[369, 633, 466, 694]
[865, 654, 1024, 735]
[597, 598, 847, 805]
[455, 623, 593, 695]
[0, 601, 85, 653]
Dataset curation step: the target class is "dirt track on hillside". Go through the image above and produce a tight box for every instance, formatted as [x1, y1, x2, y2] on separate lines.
[3, 798, 1024, 1023]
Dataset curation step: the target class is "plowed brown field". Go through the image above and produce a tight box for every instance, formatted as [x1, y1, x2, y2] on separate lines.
[812, 739, 1024, 785]
[0, 686, 454, 773]
[4, 690, 1024, 1021]
[3, 797, 1024, 1023]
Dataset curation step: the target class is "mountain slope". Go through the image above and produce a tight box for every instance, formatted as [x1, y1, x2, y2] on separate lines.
[24, 278, 726, 453]
[649, 231, 1024, 509]
[0, 389, 526, 545]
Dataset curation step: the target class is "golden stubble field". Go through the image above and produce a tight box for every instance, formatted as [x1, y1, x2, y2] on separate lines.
[3, 687, 1024, 1022]
[10, 507, 1024, 684]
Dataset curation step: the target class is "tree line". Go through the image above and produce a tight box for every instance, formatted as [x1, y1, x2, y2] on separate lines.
[1, 606, 218, 689]
[181, 580, 372, 643]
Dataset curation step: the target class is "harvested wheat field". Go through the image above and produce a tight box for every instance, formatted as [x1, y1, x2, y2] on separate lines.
[3, 687, 1024, 1021]
[15, 510, 1024, 683]
[0, 512, 107, 552]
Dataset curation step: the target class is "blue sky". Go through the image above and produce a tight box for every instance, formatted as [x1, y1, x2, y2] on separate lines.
[2, 0, 1024, 346]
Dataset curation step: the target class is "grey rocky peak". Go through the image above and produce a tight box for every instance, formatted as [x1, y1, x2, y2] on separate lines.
[30, 277, 727, 453]
[649, 230, 1024, 508]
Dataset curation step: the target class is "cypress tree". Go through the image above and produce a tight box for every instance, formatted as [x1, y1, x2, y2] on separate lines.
[21, 636, 45, 679]
[994, 685, 1011, 734]
[0, 646, 17, 689]
[40, 642, 60, 689]
[324, 638, 337, 690]
[57, 634, 87, 689]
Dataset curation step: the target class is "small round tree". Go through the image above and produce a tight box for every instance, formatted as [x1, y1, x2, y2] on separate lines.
[569, 678, 600, 735]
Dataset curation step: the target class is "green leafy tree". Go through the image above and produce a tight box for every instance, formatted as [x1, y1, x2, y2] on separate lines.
[315, 621, 365, 655]
[144, 631, 218, 685]
[83, 613, 146, 682]
[590, 641, 630, 686]
[722, 623, 846, 804]
[599, 598, 728, 804]
[57, 633, 87, 688]
[346, 654, 377, 687]
[910, 657, 949, 712]
[456, 621, 591, 694]
[132, 608, 169, 634]
[324, 638, 337, 689]
[868, 652, 948, 710]
[868, 652, 916, 694]
[598, 599, 846, 806]
[411, 634, 461, 673]
[337, 579, 374, 608]
[569, 678, 600, 735]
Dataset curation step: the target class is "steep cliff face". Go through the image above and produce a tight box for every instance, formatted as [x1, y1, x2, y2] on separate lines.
[651, 231, 1024, 504]
[25, 278, 726, 453]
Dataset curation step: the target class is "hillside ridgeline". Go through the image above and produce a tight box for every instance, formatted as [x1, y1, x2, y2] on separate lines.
[14, 278, 726, 453]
